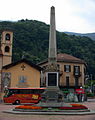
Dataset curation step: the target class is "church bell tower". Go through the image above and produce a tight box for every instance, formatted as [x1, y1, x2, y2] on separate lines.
[1, 30, 13, 66]
[0, 30, 13, 98]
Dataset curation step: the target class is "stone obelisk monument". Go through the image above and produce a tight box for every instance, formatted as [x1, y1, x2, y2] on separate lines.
[41, 6, 63, 105]
[48, 6, 57, 63]
[46, 6, 59, 87]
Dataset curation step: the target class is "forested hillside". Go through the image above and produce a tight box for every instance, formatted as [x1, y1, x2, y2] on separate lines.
[0, 19, 95, 78]
[65, 32, 95, 41]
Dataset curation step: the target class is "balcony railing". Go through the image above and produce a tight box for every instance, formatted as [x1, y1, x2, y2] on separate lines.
[73, 72, 81, 77]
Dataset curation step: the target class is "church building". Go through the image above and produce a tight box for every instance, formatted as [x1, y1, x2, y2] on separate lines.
[0, 30, 42, 100]
[2, 59, 41, 89]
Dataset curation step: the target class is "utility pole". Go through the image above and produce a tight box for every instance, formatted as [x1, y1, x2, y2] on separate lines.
[90, 74, 93, 93]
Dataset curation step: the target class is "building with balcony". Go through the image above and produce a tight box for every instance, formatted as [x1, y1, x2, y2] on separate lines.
[38, 53, 86, 89]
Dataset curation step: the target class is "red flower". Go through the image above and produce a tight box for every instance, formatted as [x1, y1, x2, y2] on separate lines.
[15, 105, 42, 109]
[59, 105, 88, 110]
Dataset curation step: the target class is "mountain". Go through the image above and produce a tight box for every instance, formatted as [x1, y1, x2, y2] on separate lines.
[64, 32, 81, 36]
[65, 32, 95, 41]
[0, 19, 95, 78]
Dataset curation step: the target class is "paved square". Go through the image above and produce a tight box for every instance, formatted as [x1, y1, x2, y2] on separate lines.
[0, 100, 95, 120]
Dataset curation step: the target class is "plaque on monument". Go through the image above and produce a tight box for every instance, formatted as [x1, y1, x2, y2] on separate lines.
[46, 72, 58, 87]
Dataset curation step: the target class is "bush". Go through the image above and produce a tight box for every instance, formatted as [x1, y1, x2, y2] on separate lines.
[87, 93, 94, 97]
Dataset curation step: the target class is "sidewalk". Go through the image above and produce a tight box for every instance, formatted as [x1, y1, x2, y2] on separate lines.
[87, 98, 95, 102]
[0, 101, 95, 120]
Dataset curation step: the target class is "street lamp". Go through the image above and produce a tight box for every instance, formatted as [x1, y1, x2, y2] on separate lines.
[90, 74, 93, 93]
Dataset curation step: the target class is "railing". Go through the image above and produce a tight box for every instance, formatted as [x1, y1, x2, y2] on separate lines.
[73, 72, 81, 77]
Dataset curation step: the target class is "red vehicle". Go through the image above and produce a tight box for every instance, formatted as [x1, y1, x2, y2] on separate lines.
[3, 88, 45, 104]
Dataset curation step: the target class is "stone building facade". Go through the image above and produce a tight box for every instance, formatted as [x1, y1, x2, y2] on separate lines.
[38, 53, 86, 89]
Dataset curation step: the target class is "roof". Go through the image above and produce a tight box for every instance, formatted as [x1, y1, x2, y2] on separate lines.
[2, 59, 42, 71]
[0, 29, 13, 33]
[57, 53, 85, 63]
[38, 53, 85, 65]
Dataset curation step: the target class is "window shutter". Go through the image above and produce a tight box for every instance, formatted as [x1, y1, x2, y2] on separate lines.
[69, 65, 71, 72]
[64, 65, 66, 72]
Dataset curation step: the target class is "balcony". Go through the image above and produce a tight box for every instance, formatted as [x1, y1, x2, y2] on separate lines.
[73, 72, 81, 77]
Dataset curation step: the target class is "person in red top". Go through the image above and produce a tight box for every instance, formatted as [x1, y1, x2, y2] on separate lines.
[75, 87, 85, 102]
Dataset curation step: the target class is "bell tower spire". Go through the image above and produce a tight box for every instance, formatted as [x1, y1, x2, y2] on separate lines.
[1, 30, 13, 66]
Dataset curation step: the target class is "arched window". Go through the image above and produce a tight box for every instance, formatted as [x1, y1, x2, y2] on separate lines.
[5, 46, 10, 52]
[5, 33, 10, 40]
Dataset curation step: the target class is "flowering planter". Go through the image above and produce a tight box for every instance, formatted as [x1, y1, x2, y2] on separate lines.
[15, 106, 42, 110]
[15, 103, 88, 110]
[59, 106, 88, 110]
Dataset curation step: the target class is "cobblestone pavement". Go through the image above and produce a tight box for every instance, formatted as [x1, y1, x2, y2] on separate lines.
[0, 101, 95, 120]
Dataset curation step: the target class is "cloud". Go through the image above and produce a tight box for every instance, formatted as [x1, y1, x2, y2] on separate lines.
[55, 0, 95, 33]
[68, 0, 95, 23]
[0, 0, 95, 33]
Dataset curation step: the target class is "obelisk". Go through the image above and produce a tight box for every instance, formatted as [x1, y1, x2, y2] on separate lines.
[40, 6, 63, 104]
[46, 6, 59, 87]
[48, 6, 57, 63]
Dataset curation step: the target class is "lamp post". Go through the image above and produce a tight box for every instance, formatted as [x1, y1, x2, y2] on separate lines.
[90, 74, 93, 93]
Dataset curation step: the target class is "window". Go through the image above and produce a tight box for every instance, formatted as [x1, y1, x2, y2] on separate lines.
[74, 66, 80, 76]
[33, 89, 44, 94]
[19, 76, 27, 83]
[64, 65, 71, 72]
[66, 76, 69, 87]
[5, 33, 10, 40]
[75, 77, 79, 88]
[5, 46, 10, 52]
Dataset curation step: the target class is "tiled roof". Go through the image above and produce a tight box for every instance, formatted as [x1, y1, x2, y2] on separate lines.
[57, 53, 85, 63]
[2, 59, 42, 71]
[0, 29, 13, 33]
[38, 53, 85, 65]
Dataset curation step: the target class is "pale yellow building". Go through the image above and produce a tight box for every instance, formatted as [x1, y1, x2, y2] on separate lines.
[2, 59, 41, 90]
[38, 53, 86, 89]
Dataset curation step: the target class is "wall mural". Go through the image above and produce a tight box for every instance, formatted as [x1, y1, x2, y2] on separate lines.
[17, 76, 29, 87]
[2, 72, 11, 88]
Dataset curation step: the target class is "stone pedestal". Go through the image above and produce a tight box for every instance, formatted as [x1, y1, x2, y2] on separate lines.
[41, 86, 63, 103]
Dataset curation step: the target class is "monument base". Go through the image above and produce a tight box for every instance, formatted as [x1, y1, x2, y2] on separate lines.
[41, 86, 64, 103]
[33, 101, 72, 108]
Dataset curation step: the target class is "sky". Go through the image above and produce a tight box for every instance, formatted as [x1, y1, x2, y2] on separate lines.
[0, 0, 95, 33]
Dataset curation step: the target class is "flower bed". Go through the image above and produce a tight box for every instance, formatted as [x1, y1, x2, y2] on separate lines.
[15, 105, 42, 110]
[59, 104, 88, 110]
[15, 104, 88, 110]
